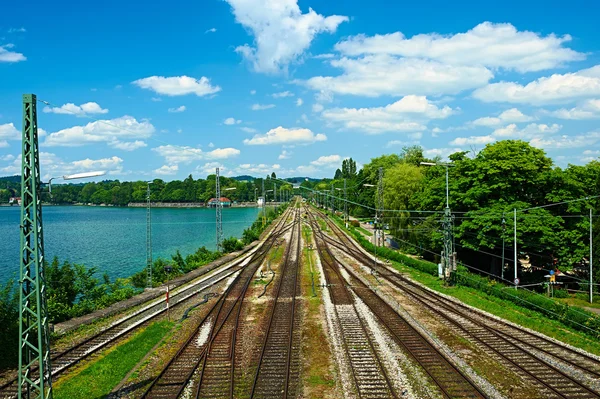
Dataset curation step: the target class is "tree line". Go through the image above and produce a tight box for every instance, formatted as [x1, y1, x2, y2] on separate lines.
[300, 141, 600, 286]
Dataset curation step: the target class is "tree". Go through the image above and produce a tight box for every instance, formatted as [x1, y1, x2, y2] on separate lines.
[271, 172, 277, 179]
[334, 168, 342, 180]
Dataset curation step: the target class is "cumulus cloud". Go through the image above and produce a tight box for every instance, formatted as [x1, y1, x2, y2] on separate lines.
[471, 108, 534, 127]
[278, 150, 292, 159]
[473, 65, 600, 105]
[296, 98, 303, 106]
[449, 135, 496, 146]
[312, 104, 324, 113]
[224, 117, 242, 125]
[44, 116, 155, 149]
[492, 123, 562, 139]
[0, 152, 124, 180]
[132, 75, 221, 97]
[335, 22, 583, 72]
[251, 103, 276, 110]
[530, 132, 600, 149]
[272, 91, 294, 98]
[42, 102, 107, 118]
[234, 163, 281, 175]
[243, 126, 327, 145]
[321, 95, 455, 134]
[43, 102, 109, 117]
[310, 154, 341, 166]
[423, 147, 462, 160]
[110, 140, 147, 151]
[304, 56, 493, 97]
[168, 105, 186, 113]
[154, 164, 179, 175]
[225, 0, 348, 74]
[0, 123, 20, 145]
[241, 127, 258, 133]
[152, 145, 240, 164]
[0, 44, 26, 63]
[546, 99, 600, 120]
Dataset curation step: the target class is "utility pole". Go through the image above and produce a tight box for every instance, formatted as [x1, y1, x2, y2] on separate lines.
[501, 213, 506, 282]
[514, 208, 518, 289]
[330, 184, 334, 213]
[377, 167, 384, 248]
[146, 182, 152, 288]
[591, 207, 594, 303]
[19, 94, 53, 399]
[344, 178, 348, 228]
[215, 167, 223, 251]
[262, 179, 266, 227]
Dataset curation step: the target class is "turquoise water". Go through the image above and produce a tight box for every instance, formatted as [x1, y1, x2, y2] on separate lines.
[0, 206, 259, 285]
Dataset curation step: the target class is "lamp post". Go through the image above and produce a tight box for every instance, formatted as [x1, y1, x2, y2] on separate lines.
[164, 264, 172, 322]
[47, 171, 106, 198]
[420, 162, 455, 280]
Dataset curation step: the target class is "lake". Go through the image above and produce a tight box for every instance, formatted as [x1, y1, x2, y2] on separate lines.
[0, 205, 260, 285]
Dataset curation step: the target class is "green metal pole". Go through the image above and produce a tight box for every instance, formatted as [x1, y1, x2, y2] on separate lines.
[19, 94, 53, 399]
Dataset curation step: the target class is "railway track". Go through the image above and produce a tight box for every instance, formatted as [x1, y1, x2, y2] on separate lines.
[0, 205, 293, 399]
[250, 208, 302, 399]
[319, 208, 600, 398]
[307, 209, 399, 399]
[142, 204, 295, 399]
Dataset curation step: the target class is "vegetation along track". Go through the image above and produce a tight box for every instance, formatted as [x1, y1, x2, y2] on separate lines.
[308, 207, 488, 399]
[319, 208, 600, 398]
[0, 238, 280, 399]
[249, 207, 303, 399]
[141, 205, 295, 399]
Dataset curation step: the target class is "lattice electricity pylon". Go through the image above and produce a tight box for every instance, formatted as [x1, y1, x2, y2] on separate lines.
[261, 179, 266, 227]
[146, 182, 152, 288]
[19, 94, 53, 399]
[215, 167, 224, 251]
[377, 167, 384, 247]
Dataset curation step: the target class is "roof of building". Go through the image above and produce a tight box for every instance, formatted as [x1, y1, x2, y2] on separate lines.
[208, 197, 232, 203]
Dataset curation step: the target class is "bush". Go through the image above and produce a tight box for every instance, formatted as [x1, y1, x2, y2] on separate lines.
[350, 220, 360, 227]
[222, 236, 244, 253]
[553, 288, 569, 298]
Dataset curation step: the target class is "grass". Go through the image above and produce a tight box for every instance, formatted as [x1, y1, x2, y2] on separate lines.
[390, 261, 600, 356]
[557, 293, 600, 310]
[53, 320, 173, 399]
[356, 226, 373, 236]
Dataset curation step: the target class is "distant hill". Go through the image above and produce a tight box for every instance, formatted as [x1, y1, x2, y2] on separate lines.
[0, 175, 20, 183]
[231, 175, 256, 182]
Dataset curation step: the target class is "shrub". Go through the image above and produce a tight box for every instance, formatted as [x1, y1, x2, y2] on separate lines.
[350, 220, 360, 227]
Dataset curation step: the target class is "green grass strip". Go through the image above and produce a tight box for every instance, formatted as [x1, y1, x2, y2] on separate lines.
[356, 226, 373, 236]
[53, 320, 172, 399]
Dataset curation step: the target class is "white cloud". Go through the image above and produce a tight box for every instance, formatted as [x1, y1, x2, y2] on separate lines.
[321, 95, 455, 134]
[296, 98, 303, 106]
[43, 102, 109, 117]
[72, 156, 123, 170]
[224, 117, 242, 125]
[168, 105, 186, 113]
[386, 140, 416, 148]
[299, 114, 309, 123]
[312, 103, 324, 113]
[154, 164, 179, 175]
[196, 162, 225, 175]
[0, 152, 123, 180]
[278, 150, 292, 159]
[132, 75, 221, 97]
[208, 142, 214, 148]
[250, 90, 257, 95]
[205, 28, 217, 34]
[44, 116, 155, 148]
[272, 91, 294, 98]
[240, 127, 258, 133]
[0, 44, 26, 63]
[314, 53, 335, 59]
[234, 163, 281, 176]
[0, 141, 8, 148]
[423, 147, 462, 160]
[304, 55, 493, 97]
[449, 135, 496, 146]
[153, 145, 240, 164]
[335, 22, 583, 72]
[243, 126, 327, 145]
[1, 154, 15, 162]
[492, 123, 562, 139]
[226, 0, 348, 74]
[8, 27, 26, 33]
[110, 140, 147, 151]
[311, 154, 341, 166]
[530, 132, 600, 149]
[251, 103, 276, 110]
[151, 97, 162, 102]
[473, 65, 600, 105]
[471, 108, 534, 127]
[546, 99, 600, 120]
[0, 123, 20, 142]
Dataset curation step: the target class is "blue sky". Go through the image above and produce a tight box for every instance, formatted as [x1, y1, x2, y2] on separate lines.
[1, 0, 600, 181]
